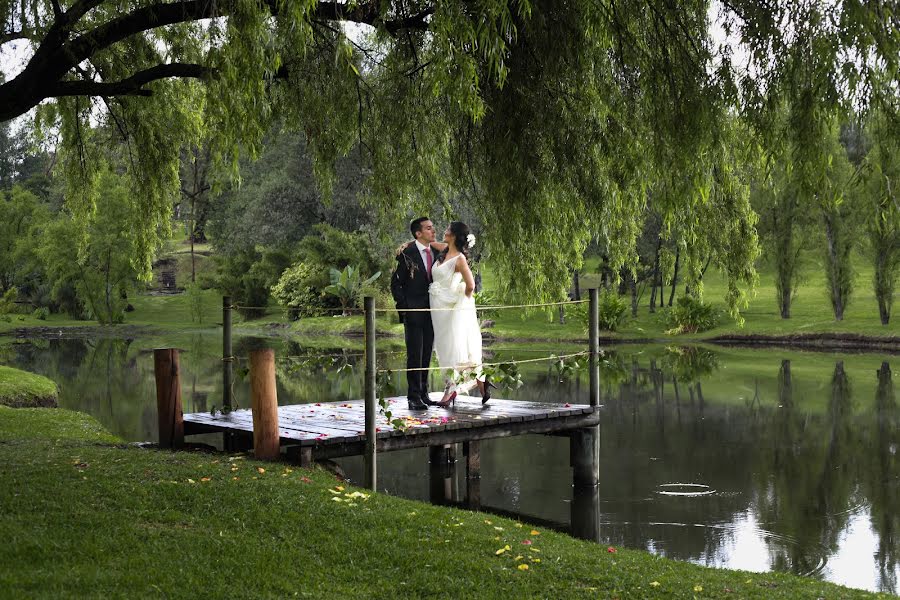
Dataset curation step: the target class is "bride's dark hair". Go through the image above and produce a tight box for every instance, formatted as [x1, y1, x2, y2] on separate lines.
[441, 221, 471, 261]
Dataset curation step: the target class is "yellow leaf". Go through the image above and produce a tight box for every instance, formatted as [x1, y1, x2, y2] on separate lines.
[200, 477, 211, 482]
[514, 555, 523, 561]
[230, 466, 239, 471]
[515, 523, 524, 528]
[744, 580, 752, 584]
[493, 526, 504, 531]
[257, 467, 266, 474]
[484, 520, 493, 525]
[187, 478, 196, 484]
[336, 485, 345, 491]
[495, 547, 507, 555]
[328, 489, 341, 495]
[650, 581, 660, 587]
[531, 558, 541, 563]
[530, 530, 540, 535]
[517, 564, 529, 571]
[693, 585, 703, 592]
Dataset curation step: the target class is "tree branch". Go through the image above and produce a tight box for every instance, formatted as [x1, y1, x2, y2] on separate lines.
[50, 63, 209, 98]
[0, 0, 433, 121]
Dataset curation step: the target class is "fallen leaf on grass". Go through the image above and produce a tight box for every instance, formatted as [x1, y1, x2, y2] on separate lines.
[530, 530, 540, 535]
[649, 581, 660, 587]
[200, 477, 211, 482]
[521, 540, 533, 545]
[257, 467, 266, 474]
[607, 546, 617, 553]
[495, 545, 511, 555]
[187, 478, 196, 484]
[517, 564, 529, 571]
[300, 477, 312, 483]
[693, 585, 703, 592]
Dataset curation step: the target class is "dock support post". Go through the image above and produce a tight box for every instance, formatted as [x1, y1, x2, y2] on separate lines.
[570, 425, 600, 540]
[223, 296, 233, 412]
[571, 425, 600, 487]
[364, 296, 377, 491]
[463, 441, 481, 510]
[429, 445, 457, 505]
[250, 348, 280, 460]
[154, 348, 184, 449]
[588, 288, 600, 407]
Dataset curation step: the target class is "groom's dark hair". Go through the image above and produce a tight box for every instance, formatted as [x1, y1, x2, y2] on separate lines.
[410, 217, 430, 238]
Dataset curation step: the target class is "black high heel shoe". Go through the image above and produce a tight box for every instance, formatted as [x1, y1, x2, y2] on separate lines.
[481, 380, 497, 405]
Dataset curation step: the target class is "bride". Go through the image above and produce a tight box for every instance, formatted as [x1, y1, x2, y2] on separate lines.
[427, 221, 495, 407]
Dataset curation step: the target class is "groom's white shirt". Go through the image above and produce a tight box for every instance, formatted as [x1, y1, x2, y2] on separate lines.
[415, 240, 430, 269]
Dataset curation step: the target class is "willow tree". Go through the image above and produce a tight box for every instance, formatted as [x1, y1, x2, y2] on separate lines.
[1, 0, 896, 313]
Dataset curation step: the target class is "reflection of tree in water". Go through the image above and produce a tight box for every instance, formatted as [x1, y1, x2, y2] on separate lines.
[870, 362, 898, 592]
[274, 341, 364, 404]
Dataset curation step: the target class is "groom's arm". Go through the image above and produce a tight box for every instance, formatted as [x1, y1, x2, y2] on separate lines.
[390, 252, 409, 322]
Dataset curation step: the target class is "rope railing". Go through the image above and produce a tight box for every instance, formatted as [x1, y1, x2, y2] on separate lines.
[376, 351, 589, 374]
[228, 298, 588, 313]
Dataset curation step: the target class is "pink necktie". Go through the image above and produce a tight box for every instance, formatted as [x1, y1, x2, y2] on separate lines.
[425, 249, 433, 280]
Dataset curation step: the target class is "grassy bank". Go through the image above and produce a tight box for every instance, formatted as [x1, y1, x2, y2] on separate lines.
[0, 366, 58, 408]
[0, 407, 889, 599]
[1, 247, 895, 344]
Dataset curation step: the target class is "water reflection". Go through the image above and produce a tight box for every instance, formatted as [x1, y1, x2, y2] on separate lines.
[2, 335, 897, 593]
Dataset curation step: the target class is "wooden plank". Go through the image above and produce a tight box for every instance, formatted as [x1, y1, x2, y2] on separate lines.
[311, 410, 601, 459]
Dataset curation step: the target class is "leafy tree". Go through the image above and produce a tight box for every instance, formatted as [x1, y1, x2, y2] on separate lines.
[270, 262, 324, 320]
[1, 0, 895, 315]
[861, 114, 899, 326]
[39, 166, 144, 323]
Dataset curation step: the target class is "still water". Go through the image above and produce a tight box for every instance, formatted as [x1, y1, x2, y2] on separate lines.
[2, 333, 897, 593]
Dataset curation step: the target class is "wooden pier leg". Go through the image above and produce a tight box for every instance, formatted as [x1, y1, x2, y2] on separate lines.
[363, 296, 377, 491]
[223, 296, 233, 411]
[464, 441, 481, 510]
[154, 348, 184, 449]
[571, 481, 601, 542]
[588, 288, 600, 407]
[250, 348, 280, 460]
[571, 425, 600, 488]
[429, 445, 456, 505]
[571, 425, 601, 541]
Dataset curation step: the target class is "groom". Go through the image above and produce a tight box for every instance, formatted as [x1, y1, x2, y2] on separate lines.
[391, 217, 440, 410]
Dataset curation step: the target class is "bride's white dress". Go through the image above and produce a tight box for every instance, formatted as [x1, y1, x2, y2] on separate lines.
[429, 254, 483, 391]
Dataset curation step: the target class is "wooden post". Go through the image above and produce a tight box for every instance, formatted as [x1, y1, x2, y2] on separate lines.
[364, 296, 377, 491]
[429, 445, 456, 505]
[223, 296, 233, 411]
[571, 481, 601, 542]
[588, 288, 600, 407]
[154, 348, 184, 449]
[463, 441, 481, 510]
[571, 426, 600, 488]
[249, 348, 280, 460]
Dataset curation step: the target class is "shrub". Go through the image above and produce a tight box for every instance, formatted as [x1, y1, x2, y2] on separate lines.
[323, 266, 381, 316]
[665, 295, 720, 334]
[32, 307, 49, 320]
[597, 290, 628, 331]
[0, 288, 18, 314]
[271, 262, 325, 319]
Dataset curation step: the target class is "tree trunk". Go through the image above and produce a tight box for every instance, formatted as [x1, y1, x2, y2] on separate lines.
[572, 268, 581, 301]
[823, 213, 849, 321]
[778, 360, 792, 409]
[649, 239, 661, 313]
[630, 273, 638, 317]
[668, 247, 680, 307]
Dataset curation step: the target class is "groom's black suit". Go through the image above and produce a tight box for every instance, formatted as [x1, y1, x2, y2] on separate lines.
[391, 242, 440, 405]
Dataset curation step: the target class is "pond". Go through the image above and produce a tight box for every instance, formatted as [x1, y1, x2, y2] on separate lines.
[2, 332, 897, 593]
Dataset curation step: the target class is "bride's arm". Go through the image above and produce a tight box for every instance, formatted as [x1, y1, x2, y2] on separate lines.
[429, 241, 449, 252]
[456, 255, 476, 297]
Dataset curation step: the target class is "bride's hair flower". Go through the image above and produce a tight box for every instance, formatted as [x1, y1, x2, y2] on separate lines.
[466, 233, 476, 249]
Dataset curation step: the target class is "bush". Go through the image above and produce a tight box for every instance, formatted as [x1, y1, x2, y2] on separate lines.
[32, 307, 49, 320]
[597, 290, 628, 331]
[271, 262, 326, 319]
[0, 288, 18, 314]
[665, 295, 720, 334]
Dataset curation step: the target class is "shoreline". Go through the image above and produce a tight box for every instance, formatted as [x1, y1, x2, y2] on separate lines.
[3, 323, 897, 353]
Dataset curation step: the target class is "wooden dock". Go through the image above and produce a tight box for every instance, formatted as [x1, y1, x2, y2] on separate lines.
[183, 394, 600, 463]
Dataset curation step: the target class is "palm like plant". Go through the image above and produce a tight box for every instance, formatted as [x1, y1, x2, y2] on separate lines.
[323, 266, 381, 316]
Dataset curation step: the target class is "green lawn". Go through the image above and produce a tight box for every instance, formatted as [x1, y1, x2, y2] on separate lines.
[0, 406, 889, 599]
[0, 366, 58, 407]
